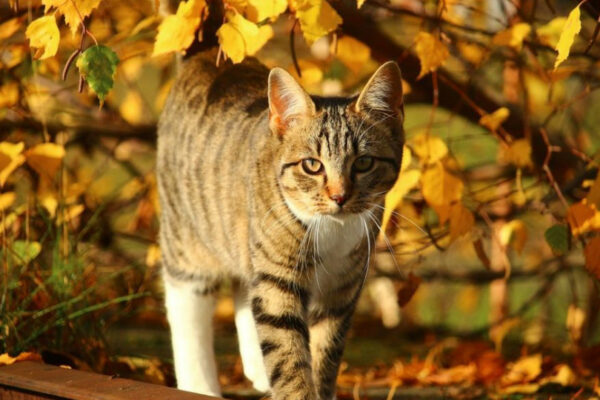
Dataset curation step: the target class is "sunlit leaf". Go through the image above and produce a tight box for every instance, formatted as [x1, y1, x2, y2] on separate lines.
[411, 132, 448, 165]
[449, 203, 475, 240]
[0, 17, 22, 41]
[25, 143, 65, 181]
[501, 353, 542, 386]
[334, 36, 371, 74]
[25, 15, 60, 60]
[499, 219, 528, 254]
[414, 32, 449, 79]
[0, 141, 25, 187]
[492, 23, 531, 50]
[43, 0, 102, 35]
[294, 0, 342, 44]
[382, 169, 421, 232]
[498, 138, 533, 168]
[567, 199, 600, 236]
[247, 0, 287, 22]
[479, 107, 510, 132]
[421, 162, 463, 224]
[0, 352, 42, 366]
[537, 17, 567, 48]
[0, 192, 16, 211]
[0, 82, 19, 109]
[217, 11, 273, 63]
[554, 5, 581, 70]
[566, 304, 586, 342]
[0, 240, 42, 266]
[289, 59, 323, 87]
[76, 45, 119, 102]
[152, 0, 206, 56]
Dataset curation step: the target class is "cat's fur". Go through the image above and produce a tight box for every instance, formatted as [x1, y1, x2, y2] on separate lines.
[157, 49, 404, 400]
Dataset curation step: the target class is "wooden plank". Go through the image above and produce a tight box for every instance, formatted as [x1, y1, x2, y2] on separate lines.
[0, 362, 222, 400]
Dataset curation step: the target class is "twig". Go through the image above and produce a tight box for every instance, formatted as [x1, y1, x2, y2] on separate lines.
[290, 18, 301, 77]
[539, 127, 569, 210]
[584, 14, 600, 54]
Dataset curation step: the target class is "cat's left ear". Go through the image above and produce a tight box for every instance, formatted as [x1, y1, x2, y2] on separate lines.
[354, 61, 404, 118]
[268, 68, 316, 135]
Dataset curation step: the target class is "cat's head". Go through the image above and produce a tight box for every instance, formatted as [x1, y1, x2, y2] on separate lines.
[268, 61, 404, 223]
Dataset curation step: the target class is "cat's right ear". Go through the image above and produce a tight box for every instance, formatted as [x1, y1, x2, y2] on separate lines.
[268, 68, 316, 135]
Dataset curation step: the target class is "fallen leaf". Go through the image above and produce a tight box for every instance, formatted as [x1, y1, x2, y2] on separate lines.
[501, 353, 542, 386]
[25, 15, 60, 60]
[414, 32, 449, 79]
[0, 352, 42, 366]
[540, 364, 577, 386]
[554, 5, 581, 69]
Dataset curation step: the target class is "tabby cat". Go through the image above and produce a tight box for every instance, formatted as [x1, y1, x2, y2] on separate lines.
[157, 49, 404, 400]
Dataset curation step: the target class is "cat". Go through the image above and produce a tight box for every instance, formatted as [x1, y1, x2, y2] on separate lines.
[157, 48, 404, 400]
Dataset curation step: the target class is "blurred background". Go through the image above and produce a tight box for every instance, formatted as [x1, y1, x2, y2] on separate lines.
[1, 0, 600, 397]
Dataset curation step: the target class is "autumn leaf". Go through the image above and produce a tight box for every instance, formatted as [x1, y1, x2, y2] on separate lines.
[584, 237, 600, 280]
[357, 0, 367, 8]
[501, 353, 542, 387]
[421, 162, 464, 224]
[217, 11, 273, 63]
[492, 23, 531, 50]
[0, 192, 16, 211]
[0, 17, 22, 41]
[153, 0, 206, 56]
[566, 304, 586, 342]
[25, 143, 65, 181]
[0, 82, 19, 108]
[411, 132, 448, 165]
[0, 141, 25, 187]
[449, 203, 475, 240]
[537, 17, 567, 47]
[0, 352, 42, 366]
[43, 0, 102, 35]
[498, 138, 533, 168]
[567, 199, 600, 236]
[554, 5, 581, 70]
[288, 59, 323, 87]
[26, 15, 60, 60]
[333, 36, 371, 74]
[479, 107, 510, 132]
[382, 169, 421, 232]
[586, 170, 600, 208]
[414, 32, 449, 79]
[247, 0, 287, 22]
[396, 273, 421, 307]
[0, 240, 42, 265]
[499, 219, 528, 254]
[294, 0, 342, 44]
[76, 45, 119, 102]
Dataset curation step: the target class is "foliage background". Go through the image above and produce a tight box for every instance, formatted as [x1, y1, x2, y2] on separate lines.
[1, 0, 600, 397]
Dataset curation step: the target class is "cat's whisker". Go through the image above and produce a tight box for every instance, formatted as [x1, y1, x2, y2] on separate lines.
[359, 215, 372, 290]
[368, 203, 429, 237]
[364, 209, 402, 275]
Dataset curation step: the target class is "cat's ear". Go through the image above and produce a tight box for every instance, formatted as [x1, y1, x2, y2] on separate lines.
[355, 61, 404, 117]
[268, 67, 316, 135]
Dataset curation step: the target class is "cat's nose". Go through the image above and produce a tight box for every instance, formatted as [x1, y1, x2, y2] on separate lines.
[330, 193, 347, 206]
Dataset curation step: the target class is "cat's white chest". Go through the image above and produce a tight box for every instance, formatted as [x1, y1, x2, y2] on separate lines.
[314, 215, 366, 260]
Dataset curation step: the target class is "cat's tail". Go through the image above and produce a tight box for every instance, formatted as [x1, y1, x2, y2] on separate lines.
[157, 0, 224, 59]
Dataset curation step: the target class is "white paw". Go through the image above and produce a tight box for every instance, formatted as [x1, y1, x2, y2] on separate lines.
[244, 362, 270, 392]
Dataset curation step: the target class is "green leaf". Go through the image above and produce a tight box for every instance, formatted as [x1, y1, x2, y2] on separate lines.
[1, 240, 42, 266]
[544, 224, 569, 254]
[76, 45, 119, 102]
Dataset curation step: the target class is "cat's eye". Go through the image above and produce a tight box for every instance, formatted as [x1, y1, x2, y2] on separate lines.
[302, 158, 323, 174]
[354, 156, 374, 172]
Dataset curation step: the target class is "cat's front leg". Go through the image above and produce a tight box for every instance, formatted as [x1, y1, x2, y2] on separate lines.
[249, 264, 317, 400]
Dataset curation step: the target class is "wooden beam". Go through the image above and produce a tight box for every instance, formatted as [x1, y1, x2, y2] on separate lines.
[0, 362, 221, 400]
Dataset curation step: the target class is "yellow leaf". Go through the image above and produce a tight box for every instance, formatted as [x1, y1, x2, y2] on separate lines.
[537, 17, 566, 48]
[501, 354, 542, 386]
[153, 0, 206, 56]
[0, 192, 16, 211]
[25, 143, 65, 181]
[0, 142, 25, 187]
[421, 162, 464, 224]
[146, 244, 161, 267]
[56, 204, 84, 224]
[217, 11, 272, 63]
[554, 6, 581, 70]
[288, 59, 323, 87]
[247, 0, 287, 22]
[0, 352, 41, 366]
[540, 364, 577, 386]
[333, 36, 371, 74]
[414, 32, 449, 79]
[449, 203, 474, 240]
[227, 0, 248, 13]
[357, 0, 367, 8]
[0, 17, 22, 41]
[567, 199, 600, 236]
[411, 132, 448, 164]
[43, 0, 102, 35]
[294, 0, 342, 44]
[498, 138, 533, 168]
[499, 219, 528, 254]
[39, 191, 58, 217]
[479, 107, 510, 132]
[566, 304, 586, 342]
[382, 169, 421, 232]
[584, 237, 600, 280]
[400, 145, 412, 171]
[119, 91, 144, 124]
[457, 41, 487, 65]
[0, 82, 19, 108]
[25, 15, 60, 60]
[492, 22, 531, 50]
